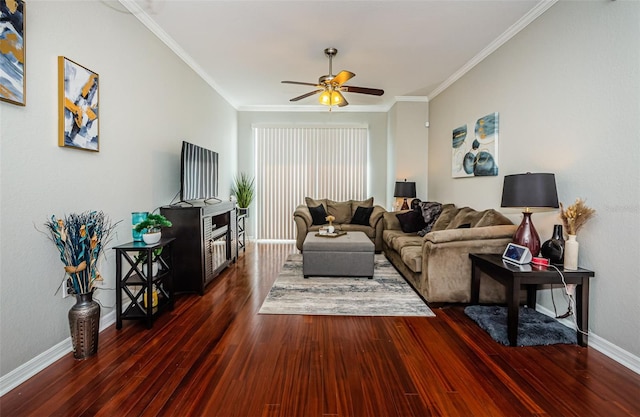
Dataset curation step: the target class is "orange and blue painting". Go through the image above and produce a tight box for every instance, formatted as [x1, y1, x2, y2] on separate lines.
[0, 0, 25, 106]
[59, 57, 99, 151]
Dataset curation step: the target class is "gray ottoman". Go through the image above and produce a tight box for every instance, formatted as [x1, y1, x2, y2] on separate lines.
[302, 231, 374, 278]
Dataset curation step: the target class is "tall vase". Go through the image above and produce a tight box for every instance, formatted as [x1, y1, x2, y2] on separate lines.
[541, 224, 565, 264]
[132, 212, 148, 242]
[563, 234, 579, 271]
[68, 292, 100, 360]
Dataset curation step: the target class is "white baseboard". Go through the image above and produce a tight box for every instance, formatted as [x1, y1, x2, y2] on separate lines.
[0, 309, 117, 397]
[537, 304, 640, 374]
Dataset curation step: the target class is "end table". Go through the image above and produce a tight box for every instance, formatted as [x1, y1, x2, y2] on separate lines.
[469, 253, 594, 347]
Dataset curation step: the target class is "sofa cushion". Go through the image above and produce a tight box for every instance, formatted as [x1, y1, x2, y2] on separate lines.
[305, 197, 327, 211]
[309, 204, 328, 225]
[446, 207, 488, 229]
[391, 234, 423, 254]
[431, 204, 458, 231]
[475, 209, 513, 227]
[396, 210, 427, 233]
[327, 199, 352, 224]
[350, 197, 374, 218]
[400, 245, 422, 273]
[382, 229, 406, 247]
[351, 206, 374, 225]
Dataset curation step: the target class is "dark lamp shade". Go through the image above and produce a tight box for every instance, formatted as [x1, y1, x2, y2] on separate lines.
[394, 181, 416, 198]
[501, 173, 559, 209]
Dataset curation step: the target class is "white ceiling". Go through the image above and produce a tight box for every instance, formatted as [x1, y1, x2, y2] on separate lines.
[122, 0, 552, 112]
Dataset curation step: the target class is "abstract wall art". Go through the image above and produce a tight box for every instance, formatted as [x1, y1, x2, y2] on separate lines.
[58, 56, 99, 151]
[452, 112, 499, 178]
[0, 0, 26, 106]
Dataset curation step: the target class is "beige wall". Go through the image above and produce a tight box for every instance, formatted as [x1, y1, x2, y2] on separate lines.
[0, 1, 237, 376]
[428, 0, 640, 357]
[388, 100, 429, 210]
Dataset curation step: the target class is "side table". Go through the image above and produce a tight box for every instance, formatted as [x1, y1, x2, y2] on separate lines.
[114, 238, 175, 329]
[469, 253, 594, 347]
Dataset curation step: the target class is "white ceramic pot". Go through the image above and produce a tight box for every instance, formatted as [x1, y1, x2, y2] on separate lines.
[142, 232, 161, 245]
[327, 225, 335, 233]
[563, 234, 579, 270]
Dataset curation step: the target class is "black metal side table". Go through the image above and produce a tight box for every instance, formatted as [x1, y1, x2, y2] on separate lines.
[469, 253, 594, 347]
[114, 238, 175, 329]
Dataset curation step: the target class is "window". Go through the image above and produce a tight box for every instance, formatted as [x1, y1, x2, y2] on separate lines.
[254, 126, 368, 240]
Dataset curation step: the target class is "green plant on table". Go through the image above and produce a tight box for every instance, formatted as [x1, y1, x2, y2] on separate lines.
[232, 172, 255, 209]
[133, 213, 172, 234]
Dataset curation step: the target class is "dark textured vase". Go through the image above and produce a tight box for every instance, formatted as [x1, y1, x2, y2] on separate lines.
[541, 224, 565, 264]
[68, 292, 100, 360]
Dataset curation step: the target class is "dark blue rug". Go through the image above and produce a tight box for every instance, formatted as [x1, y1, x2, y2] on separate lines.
[464, 305, 577, 347]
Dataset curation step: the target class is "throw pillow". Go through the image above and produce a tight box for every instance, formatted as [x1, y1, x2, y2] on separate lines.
[417, 201, 443, 237]
[350, 197, 374, 218]
[308, 204, 328, 225]
[305, 197, 327, 211]
[396, 210, 427, 233]
[351, 206, 374, 226]
[327, 199, 352, 224]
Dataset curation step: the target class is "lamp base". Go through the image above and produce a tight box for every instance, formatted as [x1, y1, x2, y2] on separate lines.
[401, 198, 409, 210]
[513, 211, 541, 257]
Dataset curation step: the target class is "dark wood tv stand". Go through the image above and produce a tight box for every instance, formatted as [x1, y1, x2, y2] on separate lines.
[161, 201, 236, 295]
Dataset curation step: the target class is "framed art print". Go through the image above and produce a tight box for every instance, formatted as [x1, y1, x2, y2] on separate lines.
[58, 56, 99, 151]
[0, 0, 26, 106]
[452, 112, 499, 178]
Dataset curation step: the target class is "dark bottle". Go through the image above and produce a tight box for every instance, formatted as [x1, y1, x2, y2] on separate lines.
[541, 224, 565, 264]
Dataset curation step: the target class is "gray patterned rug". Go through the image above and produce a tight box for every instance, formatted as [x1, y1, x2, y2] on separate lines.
[259, 254, 435, 317]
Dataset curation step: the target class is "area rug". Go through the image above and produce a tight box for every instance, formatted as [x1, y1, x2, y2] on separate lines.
[259, 254, 435, 317]
[464, 305, 577, 346]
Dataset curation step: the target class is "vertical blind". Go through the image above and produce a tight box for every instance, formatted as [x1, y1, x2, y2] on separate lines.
[254, 126, 368, 240]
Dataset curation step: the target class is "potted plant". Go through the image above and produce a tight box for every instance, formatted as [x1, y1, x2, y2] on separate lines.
[44, 210, 118, 359]
[232, 172, 255, 216]
[133, 213, 172, 244]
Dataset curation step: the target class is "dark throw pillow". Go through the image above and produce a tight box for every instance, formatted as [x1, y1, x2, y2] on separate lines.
[396, 210, 427, 234]
[351, 206, 374, 226]
[309, 204, 328, 225]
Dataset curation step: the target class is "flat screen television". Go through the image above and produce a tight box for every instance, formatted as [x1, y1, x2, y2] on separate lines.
[180, 141, 219, 202]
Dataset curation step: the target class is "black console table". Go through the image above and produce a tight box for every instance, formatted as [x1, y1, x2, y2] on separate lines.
[114, 238, 175, 329]
[161, 201, 236, 295]
[469, 253, 594, 347]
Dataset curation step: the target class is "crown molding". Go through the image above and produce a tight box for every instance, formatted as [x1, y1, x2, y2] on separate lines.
[428, 0, 558, 100]
[118, 0, 239, 109]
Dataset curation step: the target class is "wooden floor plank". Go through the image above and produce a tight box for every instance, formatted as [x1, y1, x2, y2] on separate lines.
[1, 242, 639, 417]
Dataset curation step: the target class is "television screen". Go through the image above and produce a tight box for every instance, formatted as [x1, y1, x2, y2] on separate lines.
[180, 141, 219, 202]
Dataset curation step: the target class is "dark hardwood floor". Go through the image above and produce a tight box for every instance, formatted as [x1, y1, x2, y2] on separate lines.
[2, 242, 639, 417]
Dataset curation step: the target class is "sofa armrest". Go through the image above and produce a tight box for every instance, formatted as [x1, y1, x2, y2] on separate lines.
[382, 210, 408, 230]
[369, 205, 386, 228]
[424, 225, 517, 244]
[293, 204, 312, 228]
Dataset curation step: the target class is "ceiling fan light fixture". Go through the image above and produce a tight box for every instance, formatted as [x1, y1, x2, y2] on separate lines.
[319, 90, 331, 105]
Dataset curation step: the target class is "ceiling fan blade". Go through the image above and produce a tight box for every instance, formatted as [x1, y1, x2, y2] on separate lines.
[342, 85, 384, 96]
[336, 91, 348, 107]
[282, 81, 320, 87]
[290, 90, 323, 102]
[331, 70, 355, 86]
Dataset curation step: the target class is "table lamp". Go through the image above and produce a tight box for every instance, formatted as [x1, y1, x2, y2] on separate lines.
[394, 179, 416, 210]
[500, 173, 559, 257]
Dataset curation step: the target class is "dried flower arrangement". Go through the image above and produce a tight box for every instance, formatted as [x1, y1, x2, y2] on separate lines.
[560, 198, 595, 236]
[325, 215, 335, 226]
[44, 211, 118, 295]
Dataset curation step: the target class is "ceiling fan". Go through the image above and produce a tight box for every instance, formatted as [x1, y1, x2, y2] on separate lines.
[281, 47, 384, 108]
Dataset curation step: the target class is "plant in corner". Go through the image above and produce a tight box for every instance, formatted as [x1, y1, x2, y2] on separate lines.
[43, 210, 118, 359]
[232, 172, 255, 215]
[133, 213, 172, 244]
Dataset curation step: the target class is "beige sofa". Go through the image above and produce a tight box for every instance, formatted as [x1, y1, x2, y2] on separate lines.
[382, 204, 517, 303]
[293, 197, 386, 252]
